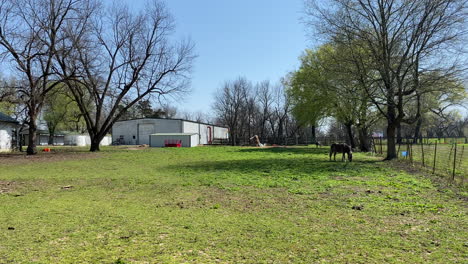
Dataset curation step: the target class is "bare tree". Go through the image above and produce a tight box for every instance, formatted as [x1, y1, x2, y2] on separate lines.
[306, 0, 467, 159]
[160, 104, 178, 118]
[256, 81, 273, 140]
[269, 83, 291, 144]
[0, 0, 87, 154]
[56, 0, 195, 151]
[212, 77, 251, 145]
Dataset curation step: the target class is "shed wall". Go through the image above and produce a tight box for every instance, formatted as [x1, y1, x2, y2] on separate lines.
[0, 122, 14, 152]
[182, 121, 228, 144]
[214, 127, 229, 139]
[113, 119, 182, 145]
[149, 134, 199, 148]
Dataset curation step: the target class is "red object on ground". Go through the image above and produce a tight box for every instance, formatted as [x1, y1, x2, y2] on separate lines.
[164, 139, 182, 147]
[43, 148, 51, 152]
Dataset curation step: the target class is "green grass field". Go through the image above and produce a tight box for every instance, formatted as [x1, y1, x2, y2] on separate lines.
[0, 146, 467, 263]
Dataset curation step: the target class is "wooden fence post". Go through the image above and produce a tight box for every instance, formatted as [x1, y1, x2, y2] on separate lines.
[459, 146, 465, 184]
[380, 137, 383, 154]
[421, 141, 425, 167]
[406, 143, 409, 160]
[432, 142, 437, 174]
[410, 143, 413, 164]
[452, 143, 457, 181]
[371, 137, 376, 154]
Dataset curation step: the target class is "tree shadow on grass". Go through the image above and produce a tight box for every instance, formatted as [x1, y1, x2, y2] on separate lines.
[237, 146, 329, 155]
[171, 155, 382, 182]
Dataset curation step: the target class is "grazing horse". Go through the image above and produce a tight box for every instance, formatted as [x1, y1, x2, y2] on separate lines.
[329, 143, 353, 162]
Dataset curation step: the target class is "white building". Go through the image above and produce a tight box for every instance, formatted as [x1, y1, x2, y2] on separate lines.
[0, 112, 19, 152]
[64, 134, 112, 147]
[112, 118, 229, 147]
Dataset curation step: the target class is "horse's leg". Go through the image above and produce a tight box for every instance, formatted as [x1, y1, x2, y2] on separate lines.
[334, 152, 336, 161]
[342, 152, 345, 162]
[329, 149, 332, 161]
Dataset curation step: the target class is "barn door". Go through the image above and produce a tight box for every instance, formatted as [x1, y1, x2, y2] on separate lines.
[138, 124, 154, 145]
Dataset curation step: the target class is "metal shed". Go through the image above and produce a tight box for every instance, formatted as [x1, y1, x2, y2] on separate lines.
[149, 133, 199, 148]
[112, 118, 229, 146]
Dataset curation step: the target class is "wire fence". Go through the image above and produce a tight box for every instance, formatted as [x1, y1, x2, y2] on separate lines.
[372, 138, 467, 186]
[221, 136, 467, 186]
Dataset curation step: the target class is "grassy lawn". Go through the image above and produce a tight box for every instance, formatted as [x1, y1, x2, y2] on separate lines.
[0, 146, 466, 263]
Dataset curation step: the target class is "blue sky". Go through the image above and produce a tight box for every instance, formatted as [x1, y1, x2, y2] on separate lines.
[133, 0, 310, 115]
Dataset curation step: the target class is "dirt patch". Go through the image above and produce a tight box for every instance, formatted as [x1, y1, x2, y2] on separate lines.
[0, 152, 100, 165]
[121, 145, 150, 151]
[0, 181, 16, 194]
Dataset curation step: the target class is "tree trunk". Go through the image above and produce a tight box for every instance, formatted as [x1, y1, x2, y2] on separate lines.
[48, 128, 55, 145]
[311, 125, 316, 144]
[344, 123, 356, 149]
[396, 123, 402, 144]
[386, 121, 397, 160]
[413, 118, 422, 144]
[277, 121, 283, 145]
[358, 126, 370, 152]
[26, 122, 37, 155]
[89, 136, 101, 152]
[231, 130, 236, 146]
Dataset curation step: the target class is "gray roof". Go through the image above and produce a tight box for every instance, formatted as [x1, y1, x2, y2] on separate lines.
[0, 112, 18, 124]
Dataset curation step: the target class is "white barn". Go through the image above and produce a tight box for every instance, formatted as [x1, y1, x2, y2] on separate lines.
[112, 118, 229, 147]
[0, 112, 19, 152]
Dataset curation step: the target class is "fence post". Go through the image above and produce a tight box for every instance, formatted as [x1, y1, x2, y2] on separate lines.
[452, 143, 457, 181]
[380, 137, 383, 154]
[406, 143, 409, 160]
[371, 137, 376, 154]
[397, 142, 401, 159]
[459, 146, 465, 184]
[421, 141, 425, 167]
[410, 143, 413, 164]
[432, 142, 437, 174]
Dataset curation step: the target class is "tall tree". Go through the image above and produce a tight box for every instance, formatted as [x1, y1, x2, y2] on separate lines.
[256, 81, 274, 140]
[212, 77, 250, 146]
[288, 50, 330, 144]
[56, 0, 195, 151]
[289, 45, 377, 150]
[0, 0, 86, 154]
[306, 0, 467, 159]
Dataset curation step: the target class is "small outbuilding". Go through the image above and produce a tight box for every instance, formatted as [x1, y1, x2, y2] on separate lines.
[150, 133, 199, 148]
[0, 112, 19, 152]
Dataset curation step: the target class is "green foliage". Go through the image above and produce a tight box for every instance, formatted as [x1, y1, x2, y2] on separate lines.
[288, 43, 377, 130]
[0, 146, 466, 263]
[0, 101, 15, 115]
[43, 86, 85, 133]
[288, 47, 332, 126]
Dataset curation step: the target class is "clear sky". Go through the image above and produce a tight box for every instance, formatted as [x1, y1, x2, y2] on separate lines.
[133, 0, 309, 115]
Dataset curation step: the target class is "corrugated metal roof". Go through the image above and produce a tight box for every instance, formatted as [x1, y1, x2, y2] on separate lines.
[0, 112, 18, 123]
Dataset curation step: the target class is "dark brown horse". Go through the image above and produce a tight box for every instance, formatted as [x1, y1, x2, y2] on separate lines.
[329, 143, 353, 162]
